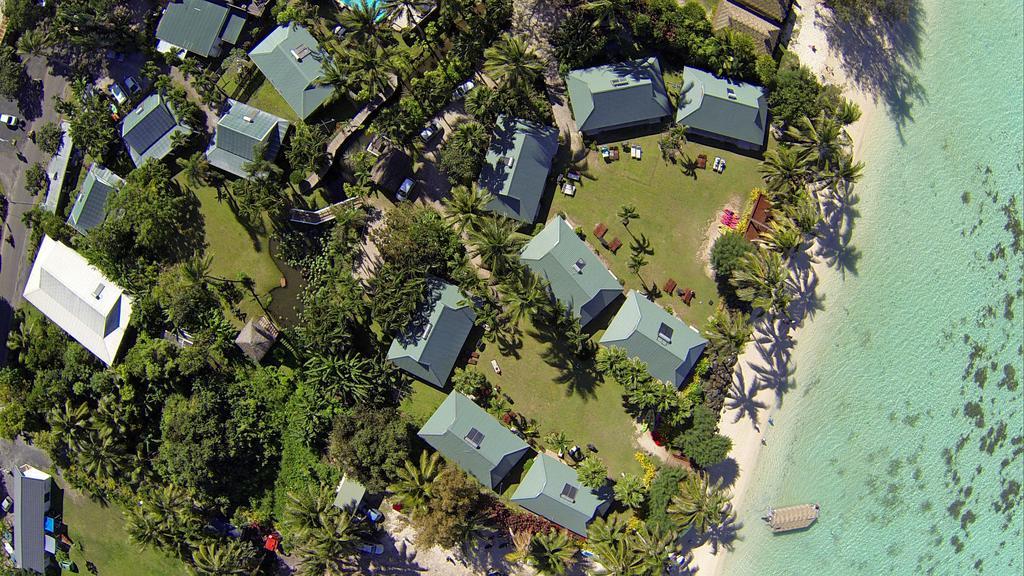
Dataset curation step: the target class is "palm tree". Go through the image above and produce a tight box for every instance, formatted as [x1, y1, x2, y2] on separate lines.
[182, 254, 213, 287]
[618, 203, 639, 227]
[629, 233, 652, 256]
[292, 508, 365, 576]
[17, 27, 52, 57]
[465, 86, 498, 123]
[78, 430, 122, 480]
[191, 540, 254, 575]
[759, 145, 810, 198]
[316, 54, 350, 94]
[284, 483, 337, 539]
[730, 249, 791, 317]
[340, 0, 388, 48]
[833, 98, 862, 125]
[702, 308, 752, 360]
[587, 515, 628, 548]
[544, 431, 571, 458]
[759, 217, 804, 257]
[526, 529, 577, 575]
[392, 451, 441, 512]
[483, 34, 545, 93]
[48, 400, 92, 457]
[786, 113, 849, 172]
[784, 192, 822, 235]
[582, 0, 624, 31]
[302, 353, 375, 405]
[589, 537, 642, 576]
[628, 252, 649, 292]
[242, 143, 283, 181]
[826, 151, 864, 194]
[668, 471, 732, 534]
[176, 151, 210, 187]
[444, 184, 494, 233]
[500, 272, 546, 327]
[469, 216, 525, 276]
[349, 43, 398, 101]
[630, 523, 680, 575]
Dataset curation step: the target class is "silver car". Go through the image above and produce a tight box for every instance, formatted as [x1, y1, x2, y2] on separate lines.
[110, 83, 128, 105]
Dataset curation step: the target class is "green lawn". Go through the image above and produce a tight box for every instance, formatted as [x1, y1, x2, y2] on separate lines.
[550, 133, 764, 328]
[243, 74, 300, 124]
[400, 380, 449, 426]
[184, 176, 284, 324]
[60, 484, 188, 576]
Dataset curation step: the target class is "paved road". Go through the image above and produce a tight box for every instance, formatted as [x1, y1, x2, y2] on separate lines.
[0, 56, 70, 364]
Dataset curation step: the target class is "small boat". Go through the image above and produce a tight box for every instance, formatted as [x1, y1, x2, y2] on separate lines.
[763, 504, 820, 532]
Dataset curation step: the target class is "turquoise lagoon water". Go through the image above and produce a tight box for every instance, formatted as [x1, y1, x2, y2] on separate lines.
[718, 1, 1023, 574]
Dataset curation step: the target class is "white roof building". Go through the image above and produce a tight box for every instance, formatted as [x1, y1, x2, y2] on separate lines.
[23, 237, 133, 365]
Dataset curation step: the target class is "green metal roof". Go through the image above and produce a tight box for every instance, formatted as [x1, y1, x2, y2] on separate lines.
[155, 0, 245, 57]
[332, 476, 366, 511]
[121, 92, 192, 167]
[206, 99, 290, 177]
[418, 392, 531, 490]
[67, 165, 124, 234]
[520, 216, 622, 327]
[599, 290, 707, 388]
[387, 277, 476, 388]
[479, 116, 559, 223]
[565, 57, 673, 135]
[510, 454, 610, 536]
[249, 24, 334, 119]
[675, 66, 767, 149]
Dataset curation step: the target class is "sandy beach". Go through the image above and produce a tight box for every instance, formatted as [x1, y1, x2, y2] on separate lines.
[689, 2, 883, 574]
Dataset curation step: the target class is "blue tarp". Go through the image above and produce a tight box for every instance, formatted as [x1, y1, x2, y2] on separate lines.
[44, 517, 54, 533]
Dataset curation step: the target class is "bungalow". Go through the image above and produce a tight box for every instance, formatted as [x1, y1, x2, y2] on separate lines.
[333, 475, 367, 511]
[12, 465, 56, 574]
[566, 57, 673, 138]
[155, 0, 246, 58]
[234, 316, 279, 363]
[386, 277, 476, 388]
[510, 454, 611, 537]
[418, 392, 531, 491]
[599, 290, 707, 388]
[42, 121, 74, 214]
[675, 66, 768, 151]
[206, 99, 290, 177]
[66, 165, 124, 234]
[121, 92, 192, 167]
[520, 215, 622, 328]
[478, 116, 559, 224]
[729, 0, 792, 25]
[249, 24, 334, 120]
[23, 237, 133, 366]
[712, 0, 782, 55]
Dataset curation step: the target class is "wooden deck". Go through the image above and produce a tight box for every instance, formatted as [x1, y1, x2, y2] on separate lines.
[289, 198, 360, 225]
[764, 503, 820, 532]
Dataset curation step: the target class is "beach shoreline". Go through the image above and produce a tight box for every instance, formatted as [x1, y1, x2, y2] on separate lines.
[690, 1, 884, 573]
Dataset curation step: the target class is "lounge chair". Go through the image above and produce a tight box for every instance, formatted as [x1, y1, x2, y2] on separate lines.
[608, 238, 622, 253]
[491, 359, 501, 375]
[609, 149, 620, 161]
[594, 223, 609, 239]
[663, 279, 677, 294]
[696, 154, 707, 169]
[567, 171, 581, 182]
[562, 183, 576, 196]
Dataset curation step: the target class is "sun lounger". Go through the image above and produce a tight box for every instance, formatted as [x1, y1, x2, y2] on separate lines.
[567, 171, 581, 182]
[663, 279, 677, 294]
[594, 223, 608, 239]
[467, 357, 478, 365]
[608, 238, 622, 253]
[634, 145, 642, 160]
[609, 149, 619, 161]
[491, 359, 501, 375]
[562, 183, 576, 196]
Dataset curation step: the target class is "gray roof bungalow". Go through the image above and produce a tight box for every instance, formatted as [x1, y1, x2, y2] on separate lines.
[42, 121, 74, 214]
[418, 392, 531, 491]
[121, 92, 192, 167]
[206, 99, 290, 177]
[333, 475, 367, 511]
[387, 278, 476, 388]
[520, 215, 622, 328]
[13, 465, 55, 574]
[675, 66, 768, 151]
[67, 165, 124, 234]
[599, 290, 707, 388]
[249, 24, 334, 120]
[566, 57, 673, 137]
[478, 116, 559, 224]
[511, 454, 611, 536]
[156, 0, 246, 58]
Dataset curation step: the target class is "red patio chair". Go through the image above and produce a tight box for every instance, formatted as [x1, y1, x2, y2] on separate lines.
[608, 238, 622, 253]
[594, 223, 609, 239]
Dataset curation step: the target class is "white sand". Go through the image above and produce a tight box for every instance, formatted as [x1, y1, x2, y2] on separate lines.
[689, 2, 884, 574]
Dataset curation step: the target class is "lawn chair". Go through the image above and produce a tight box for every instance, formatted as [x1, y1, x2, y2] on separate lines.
[634, 145, 642, 160]
[681, 288, 695, 305]
[491, 359, 501, 375]
[562, 183, 576, 196]
[594, 223, 609, 239]
[610, 148, 620, 161]
[567, 170, 581, 182]
[608, 238, 622, 253]
[696, 154, 708, 169]
[663, 278, 677, 294]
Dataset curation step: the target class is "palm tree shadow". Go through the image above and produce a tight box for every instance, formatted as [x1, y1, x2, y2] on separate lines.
[531, 327, 601, 399]
[726, 373, 768, 426]
[704, 510, 743, 555]
[814, 185, 862, 278]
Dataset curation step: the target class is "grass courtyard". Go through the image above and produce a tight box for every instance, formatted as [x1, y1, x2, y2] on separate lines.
[183, 175, 284, 324]
[549, 133, 766, 328]
[61, 484, 187, 576]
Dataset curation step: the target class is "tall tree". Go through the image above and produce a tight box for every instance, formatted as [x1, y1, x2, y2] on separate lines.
[469, 216, 525, 276]
[393, 451, 442, 513]
[176, 151, 211, 187]
[668, 470, 732, 534]
[526, 529, 577, 575]
[730, 248, 792, 316]
[443, 184, 493, 233]
[339, 0, 388, 49]
[484, 34, 545, 93]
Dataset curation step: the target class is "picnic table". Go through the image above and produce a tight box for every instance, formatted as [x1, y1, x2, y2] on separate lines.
[594, 223, 608, 239]
[663, 279, 677, 294]
[681, 288, 695, 305]
[696, 154, 708, 169]
[608, 238, 622, 253]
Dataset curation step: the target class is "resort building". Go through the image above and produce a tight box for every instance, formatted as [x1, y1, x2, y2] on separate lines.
[675, 66, 768, 151]
[249, 24, 335, 120]
[418, 392, 531, 491]
[520, 216, 622, 328]
[510, 454, 611, 537]
[566, 57, 673, 138]
[12, 465, 56, 574]
[712, 0, 783, 55]
[206, 99, 290, 177]
[478, 116, 559, 224]
[121, 92, 192, 167]
[599, 290, 707, 388]
[333, 475, 367, 511]
[66, 165, 124, 234]
[729, 0, 792, 25]
[23, 237, 134, 366]
[155, 0, 246, 58]
[42, 121, 74, 214]
[386, 277, 476, 388]
[234, 316, 279, 363]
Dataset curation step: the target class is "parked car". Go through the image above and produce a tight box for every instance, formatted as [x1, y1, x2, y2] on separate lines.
[396, 178, 415, 201]
[124, 76, 141, 94]
[110, 83, 127, 105]
[419, 121, 441, 144]
[452, 79, 475, 99]
[358, 543, 384, 555]
[0, 114, 21, 129]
